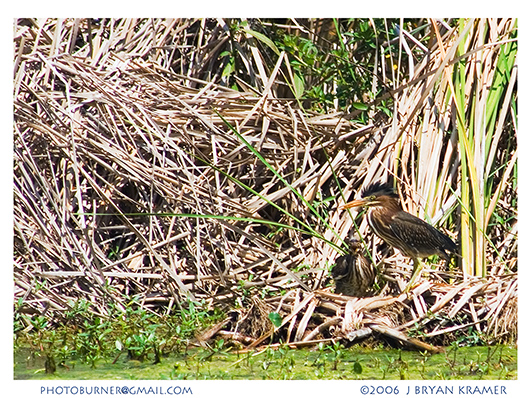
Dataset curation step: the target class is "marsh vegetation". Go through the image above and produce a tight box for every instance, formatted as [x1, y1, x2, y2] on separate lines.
[14, 18, 517, 379]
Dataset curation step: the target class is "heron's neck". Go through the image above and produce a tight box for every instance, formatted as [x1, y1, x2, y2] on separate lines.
[367, 200, 402, 223]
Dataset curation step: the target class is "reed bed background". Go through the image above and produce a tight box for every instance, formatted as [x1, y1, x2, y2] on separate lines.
[14, 18, 517, 351]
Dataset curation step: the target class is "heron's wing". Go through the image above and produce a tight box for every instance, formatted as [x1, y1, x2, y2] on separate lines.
[389, 211, 457, 256]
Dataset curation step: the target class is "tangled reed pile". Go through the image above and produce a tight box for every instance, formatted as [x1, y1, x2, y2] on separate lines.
[14, 19, 517, 351]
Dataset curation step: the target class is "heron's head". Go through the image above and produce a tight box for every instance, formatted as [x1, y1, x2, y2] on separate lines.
[340, 181, 399, 211]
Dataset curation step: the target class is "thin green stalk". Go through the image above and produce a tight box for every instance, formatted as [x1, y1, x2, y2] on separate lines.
[454, 18, 484, 277]
[215, 110, 345, 250]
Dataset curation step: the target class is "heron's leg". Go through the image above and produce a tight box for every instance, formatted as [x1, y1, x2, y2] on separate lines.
[403, 257, 421, 293]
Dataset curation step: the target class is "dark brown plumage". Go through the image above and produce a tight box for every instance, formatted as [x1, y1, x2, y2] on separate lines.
[332, 237, 375, 297]
[341, 181, 458, 291]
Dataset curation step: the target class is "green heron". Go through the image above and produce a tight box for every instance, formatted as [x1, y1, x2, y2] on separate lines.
[332, 236, 375, 297]
[340, 181, 458, 292]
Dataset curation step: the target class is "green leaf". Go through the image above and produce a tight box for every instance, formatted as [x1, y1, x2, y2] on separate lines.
[353, 360, 363, 374]
[222, 58, 235, 78]
[293, 72, 305, 99]
[351, 102, 369, 111]
[268, 312, 282, 328]
[243, 28, 281, 56]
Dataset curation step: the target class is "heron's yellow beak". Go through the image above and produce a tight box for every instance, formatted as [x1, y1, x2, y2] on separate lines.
[340, 199, 366, 210]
